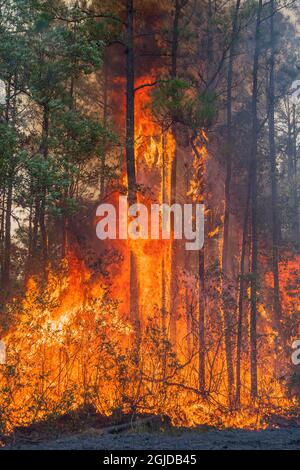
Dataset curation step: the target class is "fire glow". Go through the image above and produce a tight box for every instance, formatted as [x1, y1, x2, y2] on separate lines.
[0, 1, 299, 438]
[0, 80, 298, 430]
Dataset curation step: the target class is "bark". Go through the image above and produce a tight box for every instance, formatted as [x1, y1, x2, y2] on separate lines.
[161, 130, 168, 339]
[191, 135, 206, 394]
[207, 0, 213, 64]
[184, 169, 192, 356]
[221, 0, 241, 407]
[126, 0, 140, 334]
[61, 208, 68, 259]
[287, 101, 294, 180]
[169, 0, 181, 345]
[287, 102, 299, 248]
[2, 172, 13, 290]
[198, 249, 205, 394]
[171, 0, 180, 79]
[30, 197, 40, 268]
[159, 130, 169, 391]
[39, 103, 50, 278]
[267, 0, 281, 328]
[292, 104, 299, 249]
[185, 256, 192, 356]
[126, 0, 137, 205]
[62, 71, 77, 258]
[0, 192, 5, 278]
[235, 184, 250, 406]
[249, 0, 263, 399]
[25, 196, 33, 281]
[100, 62, 109, 198]
[1, 78, 12, 291]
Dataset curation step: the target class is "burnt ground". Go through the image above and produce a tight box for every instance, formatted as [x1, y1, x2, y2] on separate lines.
[2, 408, 300, 450]
[4, 426, 300, 450]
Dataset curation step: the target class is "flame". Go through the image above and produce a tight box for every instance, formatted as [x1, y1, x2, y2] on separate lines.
[0, 75, 298, 435]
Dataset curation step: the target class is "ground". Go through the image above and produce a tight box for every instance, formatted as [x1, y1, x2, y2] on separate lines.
[5, 427, 300, 450]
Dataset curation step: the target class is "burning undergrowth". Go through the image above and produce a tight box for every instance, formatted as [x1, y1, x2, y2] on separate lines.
[0, 248, 298, 436]
[0, 74, 299, 437]
[0, 1, 299, 440]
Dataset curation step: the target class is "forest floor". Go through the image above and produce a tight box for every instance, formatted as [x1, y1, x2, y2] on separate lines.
[3, 410, 300, 450]
[2, 409, 300, 450]
[4, 426, 300, 450]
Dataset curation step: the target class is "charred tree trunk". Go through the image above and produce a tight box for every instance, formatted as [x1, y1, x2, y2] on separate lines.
[126, 0, 140, 334]
[198, 248, 205, 394]
[191, 135, 206, 394]
[0, 192, 5, 281]
[207, 0, 213, 64]
[2, 78, 13, 292]
[39, 103, 50, 279]
[185, 256, 192, 356]
[184, 167, 192, 356]
[249, 0, 263, 399]
[62, 70, 77, 259]
[235, 184, 250, 406]
[287, 102, 299, 249]
[287, 101, 293, 180]
[28, 196, 40, 275]
[100, 62, 109, 198]
[161, 130, 168, 336]
[126, 0, 137, 204]
[221, 0, 241, 407]
[169, 0, 181, 345]
[2, 172, 13, 291]
[292, 104, 299, 250]
[267, 0, 281, 330]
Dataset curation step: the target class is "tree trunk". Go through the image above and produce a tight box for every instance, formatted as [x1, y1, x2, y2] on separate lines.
[221, 0, 241, 407]
[268, 0, 281, 330]
[249, 0, 263, 399]
[0, 191, 5, 281]
[191, 135, 206, 394]
[198, 248, 205, 394]
[2, 172, 13, 290]
[207, 0, 213, 64]
[235, 183, 250, 406]
[126, 0, 137, 204]
[161, 130, 168, 336]
[184, 168, 192, 356]
[30, 197, 40, 270]
[126, 0, 140, 334]
[100, 62, 109, 198]
[292, 104, 299, 249]
[169, 0, 181, 345]
[1, 77, 12, 291]
[39, 103, 50, 278]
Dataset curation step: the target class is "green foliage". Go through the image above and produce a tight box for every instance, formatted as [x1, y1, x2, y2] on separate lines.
[151, 77, 190, 124]
[0, 123, 18, 162]
[0, 0, 118, 268]
[151, 77, 217, 133]
[187, 90, 217, 132]
[50, 106, 116, 163]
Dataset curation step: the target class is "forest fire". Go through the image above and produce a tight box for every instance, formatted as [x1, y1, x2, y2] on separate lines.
[0, 0, 299, 450]
[0, 248, 298, 433]
[0, 78, 298, 433]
